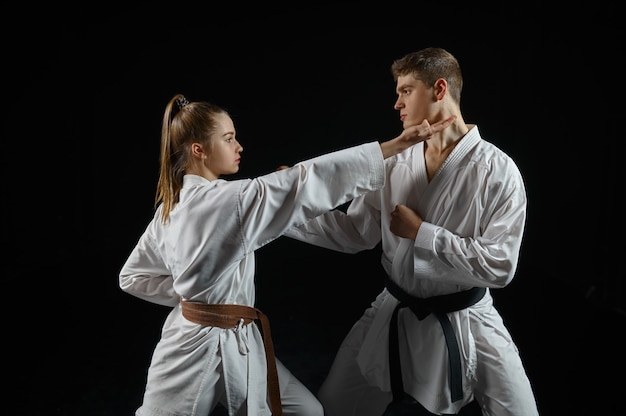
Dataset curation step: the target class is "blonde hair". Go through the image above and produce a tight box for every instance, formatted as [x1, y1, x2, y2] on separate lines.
[155, 93, 229, 223]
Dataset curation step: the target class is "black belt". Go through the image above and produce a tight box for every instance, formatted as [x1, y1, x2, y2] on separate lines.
[384, 275, 486, 403]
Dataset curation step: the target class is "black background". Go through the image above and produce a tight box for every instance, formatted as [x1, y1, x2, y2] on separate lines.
[4, 4, 624, 415]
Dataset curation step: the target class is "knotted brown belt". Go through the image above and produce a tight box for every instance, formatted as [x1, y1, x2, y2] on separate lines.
[181, 301, 282, 415]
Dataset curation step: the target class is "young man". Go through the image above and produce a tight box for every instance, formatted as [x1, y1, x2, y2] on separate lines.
[285, 47, 539, 415]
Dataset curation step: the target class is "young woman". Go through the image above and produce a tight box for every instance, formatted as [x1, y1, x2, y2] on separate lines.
[119, 93, 454, 416]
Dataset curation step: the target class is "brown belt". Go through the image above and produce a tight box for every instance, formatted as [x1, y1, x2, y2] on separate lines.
[180, 301, 282, 415]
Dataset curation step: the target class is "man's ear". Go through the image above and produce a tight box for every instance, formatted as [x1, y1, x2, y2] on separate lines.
[433, 78, 447, 101]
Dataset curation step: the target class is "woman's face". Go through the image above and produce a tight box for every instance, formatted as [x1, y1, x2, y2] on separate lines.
[205, 112, 243, 179]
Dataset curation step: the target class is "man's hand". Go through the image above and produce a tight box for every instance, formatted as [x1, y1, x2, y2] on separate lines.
[390, 204, 422, 240]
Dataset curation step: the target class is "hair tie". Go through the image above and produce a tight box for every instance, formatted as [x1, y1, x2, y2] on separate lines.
[176, 96, 189, 109]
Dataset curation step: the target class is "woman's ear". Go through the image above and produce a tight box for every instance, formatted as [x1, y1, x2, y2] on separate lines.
[191, 143, 206, 159]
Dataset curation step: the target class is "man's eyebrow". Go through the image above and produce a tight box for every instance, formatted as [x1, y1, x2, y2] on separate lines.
[396, 82, 413, 91]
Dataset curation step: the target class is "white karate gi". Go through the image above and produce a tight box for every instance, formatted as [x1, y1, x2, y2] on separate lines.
[119, 142, 386, 416]
[285, 126, 539, 416]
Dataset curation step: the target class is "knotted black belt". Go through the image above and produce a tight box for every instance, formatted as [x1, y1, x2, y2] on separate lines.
[384, 275, 486, 403]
